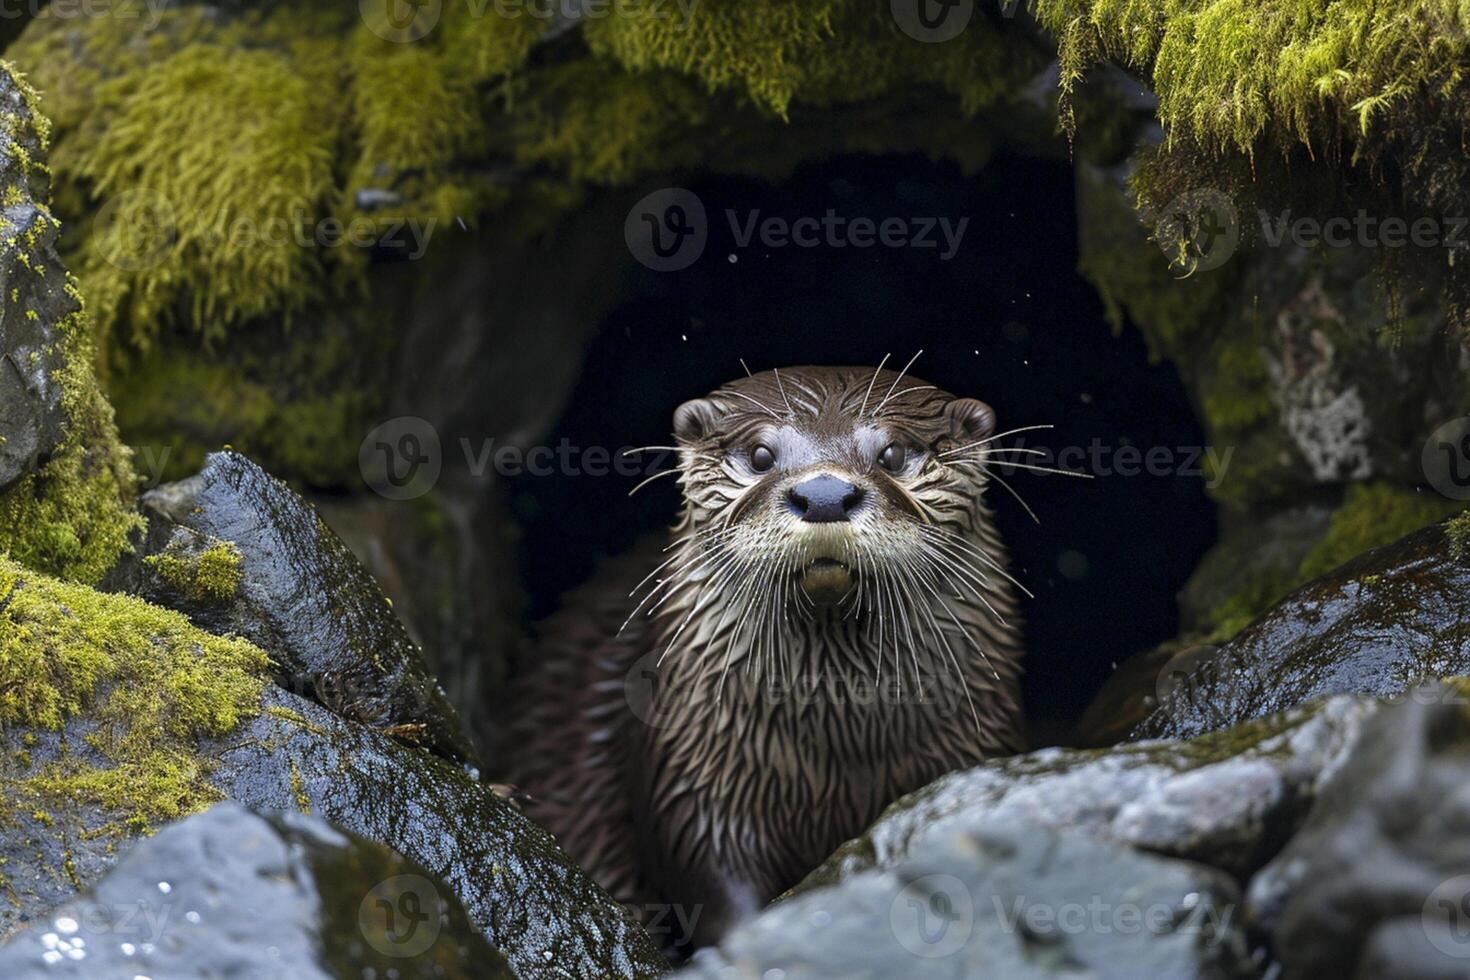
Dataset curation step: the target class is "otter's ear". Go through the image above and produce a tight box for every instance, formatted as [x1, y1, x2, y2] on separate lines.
[673, 398, 721, 444]
[944, 398, 995, 443]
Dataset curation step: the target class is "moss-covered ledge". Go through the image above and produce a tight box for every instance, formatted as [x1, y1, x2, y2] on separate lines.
[0, 60, 139, 584]
[0, 554, 270, 833]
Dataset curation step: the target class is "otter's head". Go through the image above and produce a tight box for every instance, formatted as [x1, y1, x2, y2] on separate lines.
[670, 366, 999, 609]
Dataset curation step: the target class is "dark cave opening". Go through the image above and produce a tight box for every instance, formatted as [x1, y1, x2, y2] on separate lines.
[504, 151, 1218, 742]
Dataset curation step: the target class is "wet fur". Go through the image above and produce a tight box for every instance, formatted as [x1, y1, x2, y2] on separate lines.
[509, 366, 1027, 945]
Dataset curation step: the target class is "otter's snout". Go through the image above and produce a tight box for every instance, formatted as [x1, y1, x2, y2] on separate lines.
[787, 475, 864, 522]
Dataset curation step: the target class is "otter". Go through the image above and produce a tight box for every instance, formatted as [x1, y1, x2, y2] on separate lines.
[509, 364, 1029, 945]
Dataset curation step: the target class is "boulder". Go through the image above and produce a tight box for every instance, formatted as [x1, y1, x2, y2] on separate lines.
[1246, 680, 1470, 978]
[802, 695, 1375, 888]
[0, 553, 668, 978]
[0, 802, 512, 978]
[138, 450, 479, 765]
[680, 821, 1252, 979]
[1135, 520, 1470, 740]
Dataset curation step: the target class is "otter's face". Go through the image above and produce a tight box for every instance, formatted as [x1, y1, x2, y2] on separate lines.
[672, 367, 997, 608]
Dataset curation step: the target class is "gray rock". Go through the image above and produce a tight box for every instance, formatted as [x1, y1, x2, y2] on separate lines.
[0, 802, 512, 978]
[801, 695, 1375, 889]
[209, 686, 668, 978]
[1247, 681, 1470, 977]
[680, 821, 1252, 979]
[1135, 520, 1470, 740]
[140, 450, 479, 765]
[0, 77, 70, 492]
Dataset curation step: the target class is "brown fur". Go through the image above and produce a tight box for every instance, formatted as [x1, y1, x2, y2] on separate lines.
[509, 366, 1027, 945]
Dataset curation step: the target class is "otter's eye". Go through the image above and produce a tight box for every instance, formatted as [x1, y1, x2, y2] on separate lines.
[750, 444, 776, 471]
[879, 443, 907, 472]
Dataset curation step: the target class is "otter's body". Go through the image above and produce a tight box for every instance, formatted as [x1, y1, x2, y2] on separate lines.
[510, 366, 1026, 944]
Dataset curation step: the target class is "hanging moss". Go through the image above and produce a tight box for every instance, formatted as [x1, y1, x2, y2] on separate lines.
[0, 555, 270, 829]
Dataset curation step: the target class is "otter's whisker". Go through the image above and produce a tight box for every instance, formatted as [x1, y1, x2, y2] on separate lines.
[953, 459, 1094, 479]
[939, 424, 1057, 457]
[772, 367, 796, 419]
[628, 468, 680, 496]
[873, 349, 924, 416]
[858, 352, 892, 418]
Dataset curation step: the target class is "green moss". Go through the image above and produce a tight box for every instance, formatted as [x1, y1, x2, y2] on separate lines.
[1444, 511, 1470, 560]
[0, 287, 142, 585]
[144, 540, 243, 605]
[585, 0, 1044, 118]
[1298, 483, 1460, 579]
[1203, 483, 1463, 639]
[0, 555, 270, 828]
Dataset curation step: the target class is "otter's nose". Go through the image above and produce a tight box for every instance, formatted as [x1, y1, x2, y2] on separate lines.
[787, 475, 864, 523]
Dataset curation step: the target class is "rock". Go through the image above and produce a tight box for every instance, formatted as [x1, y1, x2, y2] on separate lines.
[139, 450, 479, 765]
[1134, 520, 1470, 740]
[209, 686, 669, 978]
[0, 74, 67, 493]
[679, 821, 1252, 979]
[0, 802, 512, 978]
[0, 553, 667, 978]
[1246, 680, 1470, 978]
[801, 696, 1374, 889]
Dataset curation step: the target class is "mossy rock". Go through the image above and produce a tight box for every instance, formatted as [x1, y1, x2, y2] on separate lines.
[0, 553, 271, 937]
[0, 555, 666, 977]
[0, 62, 139, 585]
[1135, 518, 1470, 741]
[0, 802, 514, 979]
[136, 450, 480, 766]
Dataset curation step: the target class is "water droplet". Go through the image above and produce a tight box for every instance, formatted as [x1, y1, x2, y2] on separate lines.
[184, 911, 200, 924]
[41, 950, 61, 965]
[156, 882, 172, 894]
[120, 943, 136, 957]
[55, 916, 78, 934]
